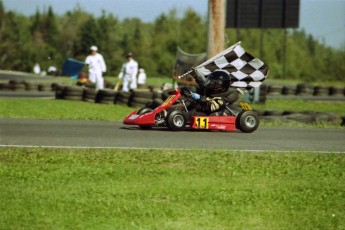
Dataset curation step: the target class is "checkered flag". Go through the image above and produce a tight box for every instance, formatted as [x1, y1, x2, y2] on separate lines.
[185, 42, 269, 88]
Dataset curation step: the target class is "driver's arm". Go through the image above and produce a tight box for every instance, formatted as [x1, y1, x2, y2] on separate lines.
[190, 69, 206, 89]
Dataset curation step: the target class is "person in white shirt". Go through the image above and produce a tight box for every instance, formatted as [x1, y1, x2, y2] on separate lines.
[85, 46, 106, 90]
[137, 68, 147, 87]
[33, 63, 41, 74]
[118, 53, 138, 92]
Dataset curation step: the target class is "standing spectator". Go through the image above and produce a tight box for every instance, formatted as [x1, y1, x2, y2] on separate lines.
[118, 53, 138, 92]
[47, 66, 57, 76]
[85, 45, 106, 90]
[33, 63, 41, 75]
[137, 68, 147, 87]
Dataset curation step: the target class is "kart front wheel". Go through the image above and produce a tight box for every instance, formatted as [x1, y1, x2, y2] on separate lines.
[166, 110, 187, 131]
[137, 107, 153, 130]
[236, 110, 259, 133]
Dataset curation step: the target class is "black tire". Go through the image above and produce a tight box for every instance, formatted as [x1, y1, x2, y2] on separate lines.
[115, 97, 130, 106]
[313, 86, 329, 96]
[131, 97, 153, 104]
[130, 102, 147, 108]
[64, 95, 84, 101]
[24, 82, 33, 91]
[146, 98, 163, 109]
[137, 108, 153, 129]
[54, 84, 65, 99]
[115, 91, 131, 105]
[263, 110, 284, 116]
[38, 83, 53, 92]
[165, 110, 187, 131]
[296, 83, 313, 95]
[63, 86, 84, 100]
[137, 107, 153, 114]
[83, 88, 97, 102]
[161, 89, 175, 100]
[258, 84, 268, 103]
[267, 84, 283, 96]
[9, 80, 26, 91]
[329, 87, 344, 96]
[131, 90, 153, 98]
[96, 90, 116, 104]
[282, 85, 297, 95]
[0, 83, 9, 91]
[98, 89, 117, 97]
[64, 86, 84, 93]
[117, 91, 131, 99]
[152, 91, 162, 99]
[236, 110, 259, 133]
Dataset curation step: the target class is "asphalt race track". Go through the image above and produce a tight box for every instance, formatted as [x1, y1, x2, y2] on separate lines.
[0, 118, 344, 152]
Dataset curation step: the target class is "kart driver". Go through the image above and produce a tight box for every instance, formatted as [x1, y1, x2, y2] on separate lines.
[187, 69, 231, 115]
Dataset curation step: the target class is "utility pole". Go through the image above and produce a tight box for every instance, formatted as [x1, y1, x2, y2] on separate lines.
[207, 0, 226, 58]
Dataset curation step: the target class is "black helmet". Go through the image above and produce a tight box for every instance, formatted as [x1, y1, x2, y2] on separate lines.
[204, 70, 231, 95]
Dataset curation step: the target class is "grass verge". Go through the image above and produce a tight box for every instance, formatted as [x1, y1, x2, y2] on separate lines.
[255, 99, 345, 115]
[0, 99, 134, 121]
[1, 98, 344, 127]
[0, 148, 344, 229]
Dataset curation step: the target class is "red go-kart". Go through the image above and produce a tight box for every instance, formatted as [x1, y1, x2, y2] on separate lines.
[123, 88, 260, 133]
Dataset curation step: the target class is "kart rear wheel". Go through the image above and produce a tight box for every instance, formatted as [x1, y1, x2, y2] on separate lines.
[137, 107, 153, 130]
[236, 110, 259, 133]
[166, 110, 187, 131]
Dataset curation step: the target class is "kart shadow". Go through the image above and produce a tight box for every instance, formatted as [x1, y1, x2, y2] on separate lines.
[119, 126, 242, 133]
[120, 126, 191, 132]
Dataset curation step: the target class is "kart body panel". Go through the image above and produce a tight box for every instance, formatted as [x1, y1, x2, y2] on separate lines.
[123, 111, 156, 125]
[123, 89, 257, 132]
[190, 116, 237, 131]
[123, 89, 181, 126]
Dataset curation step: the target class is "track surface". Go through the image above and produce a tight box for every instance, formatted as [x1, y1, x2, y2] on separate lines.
[0, 118, 344, 152]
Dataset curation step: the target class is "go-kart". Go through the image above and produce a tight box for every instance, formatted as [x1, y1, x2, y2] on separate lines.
[123, 88, 260, 133]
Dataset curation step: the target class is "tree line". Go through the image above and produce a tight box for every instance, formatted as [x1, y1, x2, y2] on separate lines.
[0, 0, 344, 82]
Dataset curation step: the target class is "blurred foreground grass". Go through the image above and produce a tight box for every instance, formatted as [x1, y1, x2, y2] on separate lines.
[0, 148, 344, 229]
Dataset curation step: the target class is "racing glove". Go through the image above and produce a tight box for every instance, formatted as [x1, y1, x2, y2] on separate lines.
[191, 93, 201, 100]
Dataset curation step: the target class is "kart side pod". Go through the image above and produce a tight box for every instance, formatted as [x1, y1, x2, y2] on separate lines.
[123, 110, 156, 126]
[191, 116, 237, 131]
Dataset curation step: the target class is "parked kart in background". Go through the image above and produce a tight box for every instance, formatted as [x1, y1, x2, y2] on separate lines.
[123, 88, 259, 133]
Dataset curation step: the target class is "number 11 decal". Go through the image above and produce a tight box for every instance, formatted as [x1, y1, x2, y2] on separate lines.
[195, 117, 209, 129]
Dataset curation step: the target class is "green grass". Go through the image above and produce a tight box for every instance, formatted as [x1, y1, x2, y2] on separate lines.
[266, 79, 345, 87]
[255, 99, 345, 115]
[1, 98, 344, 128]
[0, 148, 344, 229]
[0, 99, 134, 121]
[254, 99, 345, 128]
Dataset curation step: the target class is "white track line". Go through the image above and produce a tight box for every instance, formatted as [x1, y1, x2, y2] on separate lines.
[1, 144, 344, 154]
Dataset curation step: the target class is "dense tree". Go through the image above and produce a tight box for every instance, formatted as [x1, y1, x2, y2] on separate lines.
[79, 17, 100, 55]
[0, 0, 5, 22]
[178, 8, 207, 53]
[30, 9, 40, 34]
[0, 3, 344, 82]
[44, 6, 59, 46]
[96, 12, 123, 74]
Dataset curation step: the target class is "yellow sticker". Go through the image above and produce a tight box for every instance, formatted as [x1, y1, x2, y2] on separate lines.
[162, 95, 175, 106]
[240, 102, 252, 111]
[194, 117, 209, 129]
